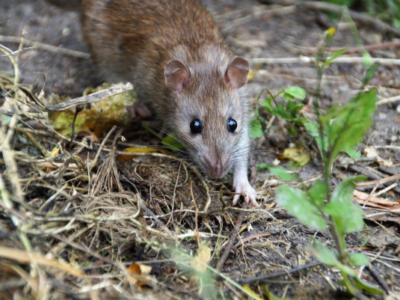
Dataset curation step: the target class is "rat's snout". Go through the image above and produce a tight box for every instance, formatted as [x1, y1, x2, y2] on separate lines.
[203, 153, 230, 178]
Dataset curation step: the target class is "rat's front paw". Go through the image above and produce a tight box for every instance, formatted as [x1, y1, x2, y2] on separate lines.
[233, 180, 258, 207]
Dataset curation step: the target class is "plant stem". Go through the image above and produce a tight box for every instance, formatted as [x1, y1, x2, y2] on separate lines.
[342, 271, 358, 296]
[313, 29, 348, 266]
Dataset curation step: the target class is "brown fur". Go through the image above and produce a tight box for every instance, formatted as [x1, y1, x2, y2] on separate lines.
[47, 0, 252, 185]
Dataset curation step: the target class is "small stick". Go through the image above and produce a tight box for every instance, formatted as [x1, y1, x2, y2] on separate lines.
[377, 94, 400, 106]
[189, 165, 212, 212]
[307, 40, 400, 54]
[45, 82, 133, 111]
[139, 201, 176, 241]
[366, 263, 391, 294]
[356, 173, 400, 187]
[233, 233, 272, 249]
[216, 202, 248, 271]
[0, 35, 90, 59]
[190, 181, 200, 246]
[236, 261, 322, 283]
[251, 56, 400, 65]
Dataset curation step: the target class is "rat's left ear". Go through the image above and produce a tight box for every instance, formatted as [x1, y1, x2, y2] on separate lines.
[224, 57, 249, 89]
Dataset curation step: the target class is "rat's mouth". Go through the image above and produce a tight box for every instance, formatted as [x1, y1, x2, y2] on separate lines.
[201, 154, 231, 179]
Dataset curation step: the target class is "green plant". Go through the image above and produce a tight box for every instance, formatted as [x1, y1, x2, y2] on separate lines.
[250, 86, 307, 138]
[323, 0, 400, 29]
[260, 27, 383, 297]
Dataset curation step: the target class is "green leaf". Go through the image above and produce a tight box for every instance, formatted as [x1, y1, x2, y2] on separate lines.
[161, 134, 185, 153]
[261, 97, 274, 112]
[330, 176, 365, 204]
[273, 103, 293, 121]
[256, 163, 271, 170]
[326, 176, 366, 235]
[286, 100, 304, 117]
[287, 124, 298, 137]
[303, 119, 319, 138]
[324, 48, 346, 67]
[269, 167, 294, 181]
[308, 241, 358, 277]
[307, 240, 338, 266]
[309, 181, 328, 207]
[322, 89, 377, 168]
[344, 148, 361, 159]
[336, 262, 357, 277]
[276, 186, 327, 230]
[249, 118, 264, 138]
[353, 277, 385, 295]
[284, 86, 307, 100]
[394, 18, 400, 30]
[362, 63, 379, 86]
[350, 253, 369, 267]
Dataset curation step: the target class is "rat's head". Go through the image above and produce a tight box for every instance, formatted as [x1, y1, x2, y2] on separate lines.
[164, 56, 249, 178]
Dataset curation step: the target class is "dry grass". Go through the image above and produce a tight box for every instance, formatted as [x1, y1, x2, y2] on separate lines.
[1, 40, 398, 300]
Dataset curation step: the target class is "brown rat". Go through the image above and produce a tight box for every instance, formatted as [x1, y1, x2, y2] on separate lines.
[47, 0, 257, 206]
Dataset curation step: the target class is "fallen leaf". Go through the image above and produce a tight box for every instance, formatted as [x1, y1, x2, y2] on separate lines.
[363, 147, 393, 167]
[76, 130, 99, 143]
[247, 69, 255, 81]
[48, 83, 137, 137]
[161, 133, 185, 153]
[127, 263, 153, 286]
[190, 246, 211, 274]
[45, 146, 60, 172]
[354, 190, 400, 211]
[118, 147, 171, 162]
[277, 146, 310, 166]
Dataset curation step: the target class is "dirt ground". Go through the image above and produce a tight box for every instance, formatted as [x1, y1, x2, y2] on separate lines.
[0, 0, 399, 299]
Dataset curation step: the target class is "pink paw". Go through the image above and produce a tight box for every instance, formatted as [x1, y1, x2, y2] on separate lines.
[233, 180, 258, 207]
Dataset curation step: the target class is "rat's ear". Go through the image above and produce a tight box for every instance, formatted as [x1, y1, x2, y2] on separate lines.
[224, 57, 249, 89]
[164, 60, 191, 93]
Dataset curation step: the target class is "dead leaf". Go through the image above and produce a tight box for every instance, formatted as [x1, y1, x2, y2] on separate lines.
[363, 147, 393, 167]
[127, 263, 153, 286]
[277, 146, 310, 166]
[76, 130, 99, 143]
[354, 190, 400, 211]
[48, 82, 137, 137]
[118, 147, 171, 162]
[247, 69, 255, 81]
[190, 245, 211, 274]
[45, 146, 60, 172]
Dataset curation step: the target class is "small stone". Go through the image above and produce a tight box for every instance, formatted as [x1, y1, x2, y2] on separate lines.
[62, 27, 71, 36]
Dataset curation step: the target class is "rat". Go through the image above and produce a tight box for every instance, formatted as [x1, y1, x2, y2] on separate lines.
[46, 0, 258, 206]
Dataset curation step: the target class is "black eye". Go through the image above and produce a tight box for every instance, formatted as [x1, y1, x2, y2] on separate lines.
[190, 118, 202, 134]
[227, 118, 237, 133]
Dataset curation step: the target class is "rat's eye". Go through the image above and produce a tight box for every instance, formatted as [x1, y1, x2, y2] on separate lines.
[190, 118, 202, 134]
[227, 118, 237, 133]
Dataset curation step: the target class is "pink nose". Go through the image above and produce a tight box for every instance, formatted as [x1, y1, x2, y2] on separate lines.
[204, 155, 230, 178]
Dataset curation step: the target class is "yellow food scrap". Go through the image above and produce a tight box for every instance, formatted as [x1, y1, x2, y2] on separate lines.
[277, 146, 310, 166]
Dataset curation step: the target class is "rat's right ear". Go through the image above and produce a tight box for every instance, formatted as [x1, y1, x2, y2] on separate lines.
[224, 57, 249, 89]
[164, 60, 191, 93]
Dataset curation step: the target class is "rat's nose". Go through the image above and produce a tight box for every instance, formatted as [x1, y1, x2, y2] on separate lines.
[204, 154, 230, 178]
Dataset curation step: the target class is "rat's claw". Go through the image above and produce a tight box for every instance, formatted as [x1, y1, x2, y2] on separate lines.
[233, 180, 258, 207]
